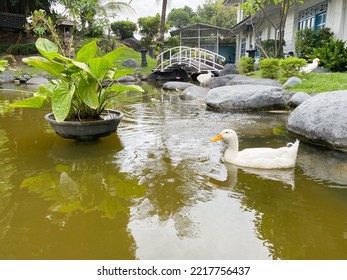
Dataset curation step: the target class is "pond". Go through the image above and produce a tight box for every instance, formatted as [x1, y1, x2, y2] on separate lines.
[1, 84, 347, 260]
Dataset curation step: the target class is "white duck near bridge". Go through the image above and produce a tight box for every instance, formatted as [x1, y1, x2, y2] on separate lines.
[197, 71, 214, 87]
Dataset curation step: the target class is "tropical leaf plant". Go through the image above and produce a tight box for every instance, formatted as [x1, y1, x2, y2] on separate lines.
[10, 38, 143, 122]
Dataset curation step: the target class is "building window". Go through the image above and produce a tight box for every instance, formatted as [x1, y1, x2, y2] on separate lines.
[240, 38, 246, 57]
[298, 1, 328, 30]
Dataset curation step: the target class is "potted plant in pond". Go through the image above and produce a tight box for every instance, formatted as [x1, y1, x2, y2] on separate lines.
[10, 38, 143, 141]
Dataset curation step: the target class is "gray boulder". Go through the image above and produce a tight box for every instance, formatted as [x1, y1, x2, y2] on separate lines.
[205, 85, 287, 111]
[117, 75, 136, 83]
[122, 58, 139, 68]
[26, 77, 49, 85]
[208, 75, 234, 89]
[287, 91, 347, 151]
[0, 70, 16, 82]
[219, 64, 238, 76]
[226, 75, 282, 87]
[162, 81, 194, 91]
[121, 38, 143, 52]
[287, 91, 311, 108]
[283, 77, 302, 88]
[179, 85, 209, 100]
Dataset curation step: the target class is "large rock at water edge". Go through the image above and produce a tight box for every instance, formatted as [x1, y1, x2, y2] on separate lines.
[226, 76, 282, 87]
[179, 85, 210, 100]
[26, 77, 49, 85]
[205, 85, 287, 111]
[162, 81, 194, 91]
[287, 91, 347, 151]
[287, 91, 311, 108]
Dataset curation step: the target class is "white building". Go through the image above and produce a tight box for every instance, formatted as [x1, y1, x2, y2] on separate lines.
[225, 0, 347, 61]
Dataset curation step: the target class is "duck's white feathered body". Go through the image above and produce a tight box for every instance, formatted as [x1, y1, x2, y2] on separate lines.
[300, 58, 320, 74]
[211, 129, 299, 169]
[197, 72, 213, 87]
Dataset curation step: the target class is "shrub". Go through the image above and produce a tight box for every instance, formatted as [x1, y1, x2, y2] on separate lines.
[9, 43, 37, 55]
[111, 21, 138, 40]
[295, 28, 333, 59]
[0, 44, 8, 54]
[311, 38, 347, 72]
[259, 58, 280, 79]
[279, 57, 306, 81]
[237, 56, 254, 74]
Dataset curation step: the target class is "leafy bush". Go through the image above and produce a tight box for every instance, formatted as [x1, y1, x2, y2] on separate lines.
[9, 43, 37, 55]
[259, 58, 280, 79]
[279, 57, 306, 81]
[111, 21, 138, 40]
[295, 28, 333, 59]
[237, 56, 254, 74]
[0, 44, 8, 54]
[311, 38, 347, 72]
[259, 39, 285, 58]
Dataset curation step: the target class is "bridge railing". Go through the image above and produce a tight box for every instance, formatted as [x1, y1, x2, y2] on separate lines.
[155, 46, 225, 73]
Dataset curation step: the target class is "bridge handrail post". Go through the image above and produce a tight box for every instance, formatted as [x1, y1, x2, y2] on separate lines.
[198, 49, 201, 72]
[179, 46, 182, 64]
[169, 48, 172, 70]
[189, 48, 192, 67]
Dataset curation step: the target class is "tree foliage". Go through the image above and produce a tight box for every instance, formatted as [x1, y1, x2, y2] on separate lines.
[167, 6, 195, 29]
[166, 0, 237, 30]
[137, 13, 161, 50]
[57, 0, 133, 35]
[241, 0, 303, 58]
[195, 0, 237, 29]
[111, 20, 137, 39]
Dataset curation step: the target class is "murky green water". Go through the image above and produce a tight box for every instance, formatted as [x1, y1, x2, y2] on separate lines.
[1, 85, 347, 260]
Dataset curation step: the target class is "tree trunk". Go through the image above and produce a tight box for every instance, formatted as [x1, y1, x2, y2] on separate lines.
[158, 0, 168, 48]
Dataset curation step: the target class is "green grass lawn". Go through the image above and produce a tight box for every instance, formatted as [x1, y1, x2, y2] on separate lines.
[287, 72, 347, 93]
[114, 46, 157, 75]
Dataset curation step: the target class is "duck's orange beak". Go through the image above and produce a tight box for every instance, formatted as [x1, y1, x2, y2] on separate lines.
[211, 133, 223, 142]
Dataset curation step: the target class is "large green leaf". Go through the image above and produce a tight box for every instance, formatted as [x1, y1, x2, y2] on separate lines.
[72, 61, 98, 81]
[76, 40, 98, 62]
[111, 69, 136, 80]
[76, 77, 99, 109]
[52, 82, 75, 122]
[104, 46, 125, 66]
[35, 38, 59, 59]
[23, 57, 65, 78]
[0, 59, 8, 72]
[9, 95, 47, 108]
[89, 57, 110, 81]
[108, 84, 144, 94]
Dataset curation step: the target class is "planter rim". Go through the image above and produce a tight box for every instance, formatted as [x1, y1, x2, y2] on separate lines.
[44, 109, 124, 141]
[44, 109, 124, 125]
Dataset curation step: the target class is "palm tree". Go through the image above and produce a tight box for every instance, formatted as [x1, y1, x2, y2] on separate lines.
[157, 0, 168, 43]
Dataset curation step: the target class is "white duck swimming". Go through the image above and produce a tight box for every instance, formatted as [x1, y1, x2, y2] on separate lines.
[300, 58, 320, 74]
[211, 129, 299, 169]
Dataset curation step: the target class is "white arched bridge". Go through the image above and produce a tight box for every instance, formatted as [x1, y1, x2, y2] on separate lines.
[154, 46, 225, 74]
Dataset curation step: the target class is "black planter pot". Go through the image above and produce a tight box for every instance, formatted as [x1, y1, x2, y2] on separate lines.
[45, 109, 124, 141]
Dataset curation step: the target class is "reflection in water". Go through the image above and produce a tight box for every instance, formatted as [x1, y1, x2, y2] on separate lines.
[298, 143, 347, 187]
[1, 89, 347, 259]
